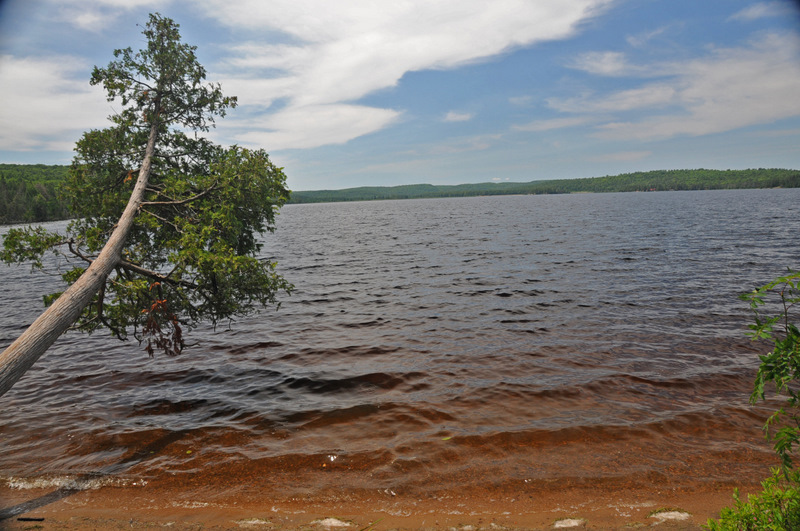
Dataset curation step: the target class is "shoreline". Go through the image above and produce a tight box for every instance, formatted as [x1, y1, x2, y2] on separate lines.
[1, 478, 765, 530]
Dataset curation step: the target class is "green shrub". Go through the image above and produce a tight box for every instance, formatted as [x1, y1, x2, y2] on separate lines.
[706, 469, 800, 530]
[744, 272, 800, 474]
[707, 272, 800, 529]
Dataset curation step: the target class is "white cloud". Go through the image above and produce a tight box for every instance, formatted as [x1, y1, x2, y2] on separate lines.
[513, 116, 595, 132]
[1, 0, 615, 155]
[0, 55, 109, 151]
[568, 49, 676, 77]
[553, 32, 800, 141]
[68, 10, 113, 31]
[230, 104, 401, 150]
[625, 26, 669, 48]
[443, 111, 474, 122]
[549, 85, 676, 113]
[428, 134, 500, 155]
[55, 0, 166, 31]
[751, 127, 800, 138]
[569, 51, 634, 76]
[91, 0, 164, 6]
[588, 151, 652, 162]
[729, 1, 797, 21]
[349, 156, 432, 176]
[508, 95, 533, 106]
[198, 0, 613, 149]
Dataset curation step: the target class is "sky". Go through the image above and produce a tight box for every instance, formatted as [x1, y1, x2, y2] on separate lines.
[0, 1, 799, 191]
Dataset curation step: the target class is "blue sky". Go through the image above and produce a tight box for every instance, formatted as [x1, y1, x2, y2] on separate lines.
[0, 0, 799, 191]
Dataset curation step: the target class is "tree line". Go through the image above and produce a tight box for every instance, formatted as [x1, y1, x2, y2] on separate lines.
[0, 164, 71, 224]
[290, 168, 800, 203]
[1, 166, 799, 223]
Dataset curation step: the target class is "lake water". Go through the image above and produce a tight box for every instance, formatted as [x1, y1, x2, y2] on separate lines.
[1, 189, 798, 505]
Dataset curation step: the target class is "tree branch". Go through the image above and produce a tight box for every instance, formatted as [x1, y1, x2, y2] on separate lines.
[118, 259, 198, 289]
[140, 207, 184, 233]
[140, 181, 218, 207]
[67, 240, 98, 264]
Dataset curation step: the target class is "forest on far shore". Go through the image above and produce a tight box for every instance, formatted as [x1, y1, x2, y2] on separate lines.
[290, 168, 800, 203]
[1, 164, 799, 224]
[0, 164, 71, 224]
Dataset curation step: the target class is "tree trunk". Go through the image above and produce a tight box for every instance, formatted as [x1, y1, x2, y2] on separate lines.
[0, 123, 159, 398]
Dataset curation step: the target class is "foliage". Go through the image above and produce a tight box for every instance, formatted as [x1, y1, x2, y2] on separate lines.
[0, 164, 70, 224]
[706, 272, 800, 529]
[705, 469, 800, 530]
[1, 13, 291, 356]
[742, 271, 800, 473]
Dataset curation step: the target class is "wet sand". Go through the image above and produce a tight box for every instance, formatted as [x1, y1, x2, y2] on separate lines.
[1, 476, 765, 530]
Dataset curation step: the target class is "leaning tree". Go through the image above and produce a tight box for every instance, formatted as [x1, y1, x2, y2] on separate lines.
[0, 13, 291, 397]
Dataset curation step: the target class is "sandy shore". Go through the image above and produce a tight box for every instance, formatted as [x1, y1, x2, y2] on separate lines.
[0, 480, 759, 530]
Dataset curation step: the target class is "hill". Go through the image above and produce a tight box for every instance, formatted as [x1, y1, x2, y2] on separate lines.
[288, 168, 800, 203]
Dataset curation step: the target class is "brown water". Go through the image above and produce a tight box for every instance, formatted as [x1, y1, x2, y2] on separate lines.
[0, 190, 797, 507]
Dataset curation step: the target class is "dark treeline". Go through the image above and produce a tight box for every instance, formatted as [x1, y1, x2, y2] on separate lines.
[0, 164, 71, 224]
[1, 166, 799, 223]
[290, 168, 800, 204]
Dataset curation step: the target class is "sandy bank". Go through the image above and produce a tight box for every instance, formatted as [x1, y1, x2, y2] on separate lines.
[0, 480, 758, 530]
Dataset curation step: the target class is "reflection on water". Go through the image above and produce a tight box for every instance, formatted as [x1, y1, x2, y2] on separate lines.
[1, 189, 797, 497]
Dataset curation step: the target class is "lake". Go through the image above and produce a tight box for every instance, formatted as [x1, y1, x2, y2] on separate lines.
[1, 189, 798, 519]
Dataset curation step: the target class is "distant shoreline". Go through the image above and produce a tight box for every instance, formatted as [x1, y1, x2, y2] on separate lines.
[1, 165, 798, 224]
[287, 168, 800, 204]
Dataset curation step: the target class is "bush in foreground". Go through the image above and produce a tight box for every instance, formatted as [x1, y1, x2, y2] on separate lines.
[706, 272, 800, 530]
[706, 469, 800, 530]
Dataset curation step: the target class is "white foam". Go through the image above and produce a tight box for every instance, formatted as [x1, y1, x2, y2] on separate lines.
[314, 518, 352, 527]
[170, 500, 221, 509]
[237, 518, 272, 527]
[651, 510, 690, 522]
[4, 475, 147, 490]
[553, 518, 585, 528]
